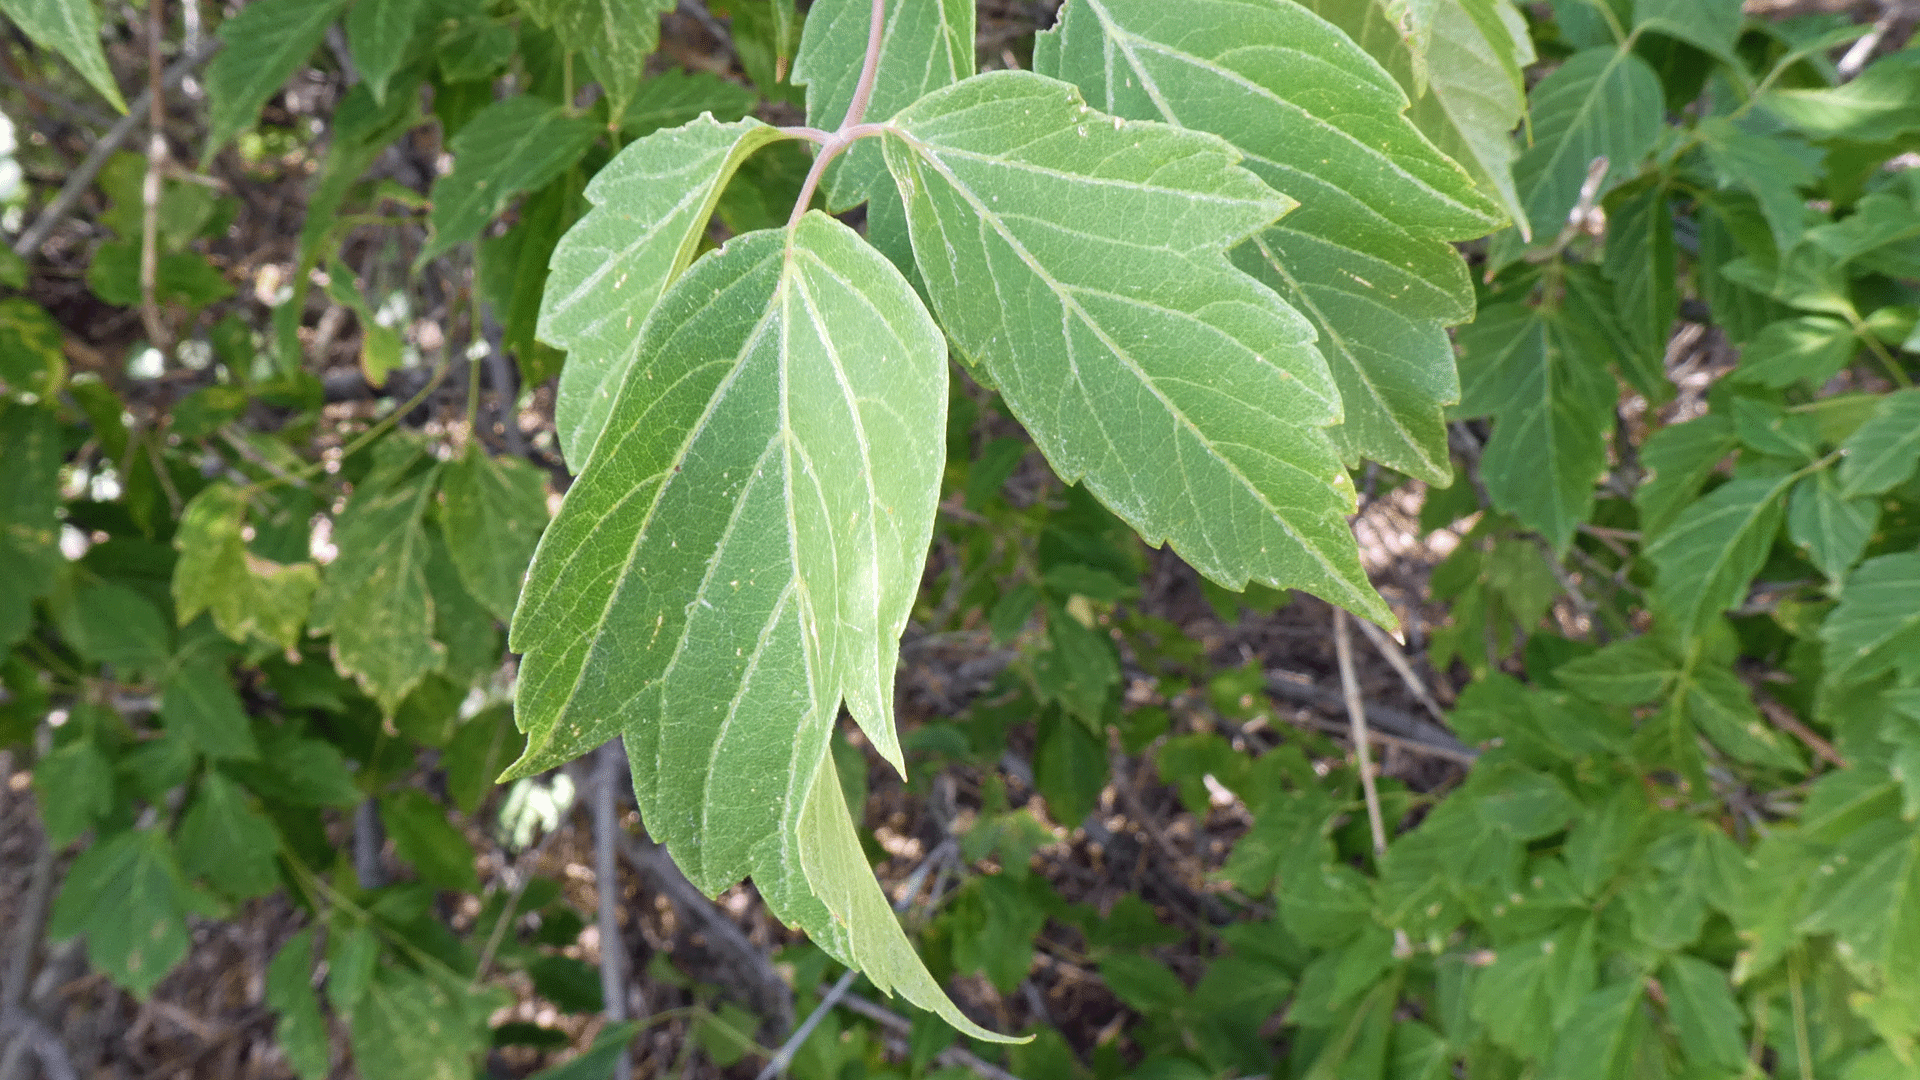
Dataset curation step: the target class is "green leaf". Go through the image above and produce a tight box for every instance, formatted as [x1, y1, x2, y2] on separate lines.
[380, 788, 480, 892]
[539, 116, 787, 467]
[1471, 916, 1597, 1055]
[421, 95, 600, 264]
[347, 0, 424, 105]
[1512, 46, 1663, 244]
[33, 738, 115, 846]
[437, 444, 548, 622]
[173, 482, 320, 650]
[348, 965, 490, 1080]
[1697, 117, 1820, 254]
[309, 442, 445, 714]
[203, 0, 352, 161]
[621, 70, 758, 137]
[1732, 315, 1857, 389]
[1797, 813, 1920, 994]
[0, 403, 62, 648]
[1787, 471, 1877, 584]
[0, 0, 127, 111]
[1838, 388, 1920, 498]
[1547, 981, 1649, 1080]
[1662, 954, 1747, 1073]
[1644, 475, 1792, 641]
[526, 1023, 640, 1080]
[175, 771, 282, 899]
[1634, 415, 1737, 540]
[479, 171, 582, 388]
[517, 0, 676, 124]
[1602, 183, 1676, 400]
[1037, 0, 1501, 485]
[1101, 954, 1188, 1014]
[265, 929, 330, 1080]
[64, 582, 171, 674]
[882, 71, 1386, 622]
[1761, 49, 1920, 142]
[161, 662, 261, 761]
[511, 214, 1011, 1041]
[1821, 552, 1920, 688]
[1302, 0, 1534, 234]
[442, 705, 524, 814]
[48, 829, 212, 997]
[231, 724, 363, 807]
[1631, 0, 1741, 61]
[0, 297, 69, 399]
[1455, 303, 1616, 551]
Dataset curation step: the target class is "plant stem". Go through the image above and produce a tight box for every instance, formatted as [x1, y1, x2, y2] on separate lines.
[786, 0, 889, 228]
[139, 0, 171, 355]
[1333, 609, 1390, 861]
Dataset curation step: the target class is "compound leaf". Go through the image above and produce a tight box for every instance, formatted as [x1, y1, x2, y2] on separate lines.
[1821, 551, 1920, 688]
[438, 444, 549, 622]
[1455, 303, 1616, 551]
[541, 116, 787, 467]
[1036, 0, 1502, 485]
[0, 0, 127, 111]
[1512, 46, 1663, 245]
[422, 96, 600, 264]
[309, 442, 444, 713]
[48, 829, 214, 997]
[1838, 388, 1920, 498]
[204, 0, 351, 161]
[518, 0, 677, 124]
[511, 213, 1011, 1040]
[881, 71, 1388, 623]
[1645, 474, 1792, 641]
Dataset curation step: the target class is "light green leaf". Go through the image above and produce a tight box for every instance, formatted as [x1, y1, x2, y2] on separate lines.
[421, 95, 600, 264]
[1662, 954, 1748, 1073]
[1644, 475, 1792, 641]
[1634, 415, 1737, 540]
[1036, 0, 1500, 485]
[882, 71, 1386, 622]
[348, 966, 490, 1080]
[518, 0, 676, 124]
[203, 0, 352, 161]
[1838, 388, 1920, 497]
[1821, 551, 1920, 688]
[512, 214, 1010, 1040]
[540, 116, 787, 467]
[33, 738, 115, 846]
[175, 771, 282, 898]
[1301, 0, 1533, 235]
[0, 0, 127, 111]
[1632, 0, 1741, 61]
[309, 441, 445, 713]
[161, 662, 261, 761]
[173, 482, 320, 650]
[1787, 471, 1877, 583]
[380, 789, 480, 892]
[0, 402, 62, 649]
[347, 0, 424, 105]
[1512, 46, 1663, 244]
[1547, 981, 1648, 1080]
[1455, 303, 1616, 551]
[265, 929, 329, 1080]
[1761, 49, 1920, 142]
[438, 444, 548, 622]
[1732, 315, 1857, 389]
[48, 829, 213, 997]
[0, 297, 69, 399]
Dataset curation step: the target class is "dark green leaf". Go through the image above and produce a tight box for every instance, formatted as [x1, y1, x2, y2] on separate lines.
[1546, 981, 1649, 1080]
[1787, 471, 1877, 583]
[1662, 954, 1747, 1073]
[1821, 552, 1920, 688]
[265, 929, 329, 1080]
[0, 297, 68, 399]
[175, 772, 282, 898]
[48, 829, 212, 997]
[437, 443, 548, 622]
[347, 0, 424, 105]
[1512, 46, 1663, 243]
[1838, 388, 1920, 498]
[621, 70, 757, 136]
[380, 789, 480, 892]
[443, 705, 525, 815]
[64, 582, 171, 673]
[421, 96, 600, 263]
[33, 738, 115, 846]
[1645, 475, 1792, 641]
[0, 403, 60, 649]
[348, 965, 490, 1080]
[517, 0, 676, 123]
[161, 662, 260, 762]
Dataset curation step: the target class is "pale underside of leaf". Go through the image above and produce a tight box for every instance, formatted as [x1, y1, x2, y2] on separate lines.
[540, 117, 788, 468]
[510, 216, 1007, 1039]
[882, 71, 1389, 623]
[1035, 0, 1500, 484]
